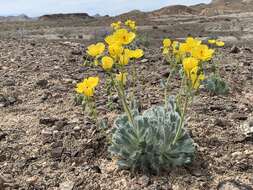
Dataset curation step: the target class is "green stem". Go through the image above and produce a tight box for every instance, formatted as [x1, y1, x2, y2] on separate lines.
[164, 68, 174, 107]
[109, 73, 136, 127]
[131, 62, 137, 102]
[86, 96, 97, 123]
[172, 95, 189, 145]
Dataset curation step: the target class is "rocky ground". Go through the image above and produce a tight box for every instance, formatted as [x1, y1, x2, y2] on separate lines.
[0, 12, 253, 190]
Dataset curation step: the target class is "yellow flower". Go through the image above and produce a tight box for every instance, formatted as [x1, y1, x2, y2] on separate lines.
[192, 44, 214, 61]
[208, 39, 216, 44]
[126, 49, 144, 59]
[179, 43, 191, 56]
[183, 57, 199, 77]
[172, 41, 180, 55]
[105, 35, 118, 45]
[186, 37, 202, 47]
[119, 53, 130, 65]
[114, 29, 136, 45]
[125, 19, 137, 30]
[86, 43, 105, 57]
[111, 21, 121, 30]
[109, 44, 124, 58]
[116, 72, 127, 85]
[190, 67, 205, 89]
[163, 38, 172, 48]
[75, 76, 99, 97]
[85, 77, 100, 88]
[216, 40, 225, 47]
[75, 81, 86, 94]
[102, 56, 114, 70]
[83, 86, 94, 97]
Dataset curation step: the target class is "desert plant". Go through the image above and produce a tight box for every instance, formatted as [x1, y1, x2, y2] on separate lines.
[75, 20, 200, 174]
[109, 96, 195, 174]
[204, 74, 229, 95]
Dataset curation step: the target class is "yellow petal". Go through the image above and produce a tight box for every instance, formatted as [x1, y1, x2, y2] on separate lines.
[102, 56, 114, 70]
[163, 38, 171, 48]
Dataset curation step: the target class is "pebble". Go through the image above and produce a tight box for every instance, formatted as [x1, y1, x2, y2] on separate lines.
[231, 113, 248, 121]
[0, 131, 7, 141]
[39, 117, 58, 127]
[230, 46, 241, 54]
[73, 126, 81, 131]
[51, 147, 64, 158]
[41, 129, 53, 138]
[26, 176, 38, 184]
[36, 79, 48, 88]
[4, 79, 15, 86]
[138, 175, 150, 187]
[59, 181, 75, 190]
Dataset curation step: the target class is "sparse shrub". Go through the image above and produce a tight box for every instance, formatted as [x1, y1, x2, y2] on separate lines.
[204, 74, 229, 95]
[136, 32, 150, 47]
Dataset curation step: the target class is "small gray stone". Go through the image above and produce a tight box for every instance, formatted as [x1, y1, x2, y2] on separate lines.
[4, 79, 15, 86]
[138, 175, 150, 187]
[51, 147, 64, 158]
[59, 181, 75, 190]
[41, 129, 53, 138]
[39, 117, 58, 127]
[8, 96, 17, 104]
[232, 113, 248, 121]
[36, 79, 48, 88]
[73, 126, 81, 131]
[230, 46, 241, 54]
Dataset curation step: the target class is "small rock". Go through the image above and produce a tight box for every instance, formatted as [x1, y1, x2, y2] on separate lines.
[112, 95, 119, 103]
[249, 120, 253, 127]
[215, 118, 230, 127]
[0, 131, 7, 141]
[138, 175, 150, 187]
[26, 176, 38, 184]
[230, 46, 241, 54]
[190, 169, 203, 177]
[73, 126, 81, 131]
[41, 92, 51, 101]
[39, 117, 58, 127]
[63, 78, 74, 84]
[8, 96, 17, 104]
[70, 49, 82, 55]
[51, 141, 63, 148]
[4, 79, 15, 86]
[217, 180, 253, 190]
[141, 59, 148, 63]
[231, 113, 248, 121]
[36, 79, 48, 88]
[83, 165, 101, 173]
[55, 119, 68, 129]
[59, 181, 75, 190]
[51, 147, 64, 158]
[41, 129, 53, 138]
[231, 151, 243, 158]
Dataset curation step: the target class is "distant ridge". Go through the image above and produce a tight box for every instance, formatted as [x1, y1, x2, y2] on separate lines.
[0, 14, 31, 22]
[39, 13, 93, 21]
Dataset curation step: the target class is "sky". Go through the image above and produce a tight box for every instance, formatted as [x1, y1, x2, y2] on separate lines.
[0, 0, 211, 17]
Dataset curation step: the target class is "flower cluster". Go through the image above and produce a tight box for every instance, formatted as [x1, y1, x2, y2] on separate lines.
[75, 19, 143, 120]
[162, 37, 225, 90]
